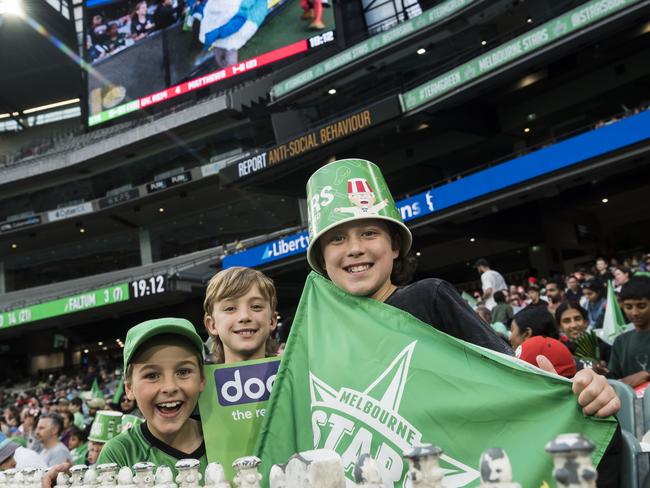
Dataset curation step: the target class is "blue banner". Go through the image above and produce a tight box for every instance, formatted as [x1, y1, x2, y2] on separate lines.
[223, 109, 650, 270]
[222, 232, 310, 269]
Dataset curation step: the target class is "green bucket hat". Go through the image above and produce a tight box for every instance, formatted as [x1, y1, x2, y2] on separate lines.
[88, 411, 123, 443]
[306, 158, 412, 275]
[123, 317, 204, 372]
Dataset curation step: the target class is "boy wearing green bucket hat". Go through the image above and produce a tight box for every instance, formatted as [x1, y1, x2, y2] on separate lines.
[97, 318, 207, 477]
[305, 158, 620, 418]
[87, 411, 123, 466]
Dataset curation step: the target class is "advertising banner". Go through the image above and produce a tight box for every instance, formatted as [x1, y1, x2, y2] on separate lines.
[98, 188, 141, 209]
[146, 171, 192, 193]
[47, 202, 94, 222]
[0, 215, 42, 233]
[222, 231, 309, 269]
[199, 357, 281, 480]
[220, 97, 401, 182]
[400, 0, 641, 112]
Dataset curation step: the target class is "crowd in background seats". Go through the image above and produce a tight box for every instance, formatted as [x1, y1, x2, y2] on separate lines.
[468, 252, 650, 388]
[0, 362, 141, 469]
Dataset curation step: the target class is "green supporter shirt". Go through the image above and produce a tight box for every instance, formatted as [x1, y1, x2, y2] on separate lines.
[608, 328, 650, 379]
[73, 411, 86, 429]
[70, 443, 88, 466]
[97, 420, 207, 477]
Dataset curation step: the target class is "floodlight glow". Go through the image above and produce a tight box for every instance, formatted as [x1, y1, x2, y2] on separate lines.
[0, 0, 24, 17]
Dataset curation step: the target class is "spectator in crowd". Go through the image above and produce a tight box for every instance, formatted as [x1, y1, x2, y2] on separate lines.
[202, 267, 279, 364]
[526, 284, 547, 308]
[307, 159, 618, 418]
[106, 23, 127, 54]
[565, 274, 583, 305]
[613, 265, 631, 293]
[475, 258, 507, 310]
[608, 276, 650, 386]
[582, 279, 607, 329]
[491, 290, 514, 327]
[555, 303, 610, 374]
[70, 398, 85, 429]
[17, 407, 42, 453]
[118, 394, 142, 418]
[509, 307, 577, 378]
[595, 257, 614, 282]
[87, 13, 109, 61]
[131, 1, 155, 40]
[97, 319, 207, 473]
[0, 432, 46, 470]
[2, 406, 20, 436]
[476, 306, 510, 345]
[60, 412, 75, 448]
[545, 278, 565, 315]
[154, 0, 177, 30]
[35, 413, 72, 467]
[67, 426, 88, 466]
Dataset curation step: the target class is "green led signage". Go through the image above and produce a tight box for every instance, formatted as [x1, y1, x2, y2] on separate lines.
[0, 283, 130, 329]
[400, 0, 641, 112]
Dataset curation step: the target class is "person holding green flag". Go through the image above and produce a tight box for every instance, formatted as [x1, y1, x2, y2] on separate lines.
[257, 158, 622, 487]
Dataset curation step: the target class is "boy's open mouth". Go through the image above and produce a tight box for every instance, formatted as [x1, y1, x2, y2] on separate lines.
[156, 401, 183, 416]
[234, 328, 258, 338]
[345, 263, 372, 274]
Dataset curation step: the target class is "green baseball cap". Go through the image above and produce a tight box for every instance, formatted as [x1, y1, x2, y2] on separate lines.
[306, 158, 412, 275]
[123, 317, 204, 372]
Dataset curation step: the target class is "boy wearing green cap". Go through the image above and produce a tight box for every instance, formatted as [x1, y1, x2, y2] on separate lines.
[97, 318, 207, 475]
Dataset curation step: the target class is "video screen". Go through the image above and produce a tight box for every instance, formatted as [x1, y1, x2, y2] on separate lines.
[361, 0, 439, 35]
[84, 0, 336, 126]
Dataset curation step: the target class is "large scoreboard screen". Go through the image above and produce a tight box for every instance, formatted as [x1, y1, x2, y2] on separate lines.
[84, 0, 336, 126]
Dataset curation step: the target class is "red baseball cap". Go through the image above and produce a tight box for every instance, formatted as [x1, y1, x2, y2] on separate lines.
[516, 336, 577, 378]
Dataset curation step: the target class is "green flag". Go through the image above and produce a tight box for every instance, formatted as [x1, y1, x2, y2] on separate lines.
[256, 273, 616, 487]
[91, 377, 105, 399]
[597, 280, 627, 345]
[112, 377, 124, 404]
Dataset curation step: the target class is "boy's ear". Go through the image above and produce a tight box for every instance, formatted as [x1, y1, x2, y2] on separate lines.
[270, 312, 278, 331]
[124, 380, 135, 401]
[203, 314, 217, 336]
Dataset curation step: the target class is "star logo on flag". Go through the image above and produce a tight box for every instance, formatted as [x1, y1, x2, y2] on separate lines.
[309, 342, 480, 487]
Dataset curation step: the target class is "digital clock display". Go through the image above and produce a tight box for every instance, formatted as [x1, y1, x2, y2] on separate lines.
[130, 274, 167, 299]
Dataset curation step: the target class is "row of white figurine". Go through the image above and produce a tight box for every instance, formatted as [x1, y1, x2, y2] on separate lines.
[0, 432, 599, 488]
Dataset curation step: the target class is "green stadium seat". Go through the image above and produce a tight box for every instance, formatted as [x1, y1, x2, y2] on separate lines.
[622, 429, 641, 488]
[609, 379, 637, 434]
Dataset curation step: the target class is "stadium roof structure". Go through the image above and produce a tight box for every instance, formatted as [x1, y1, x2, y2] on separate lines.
[0, 0, 81, 116]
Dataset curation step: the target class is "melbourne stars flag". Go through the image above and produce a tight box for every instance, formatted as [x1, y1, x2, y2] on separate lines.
[256, 273, 617, 487]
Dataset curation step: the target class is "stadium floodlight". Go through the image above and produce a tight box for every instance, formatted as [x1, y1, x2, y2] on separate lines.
[0, 0, 24, 17]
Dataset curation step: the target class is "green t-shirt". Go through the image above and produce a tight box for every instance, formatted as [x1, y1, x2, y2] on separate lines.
[97, 420, 207, 477]
[73, 411, 86, 429]
[608, 328, 650, 379]
[70, 443, 88, 465]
